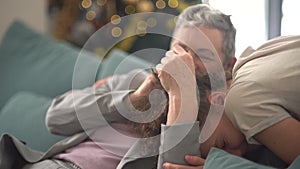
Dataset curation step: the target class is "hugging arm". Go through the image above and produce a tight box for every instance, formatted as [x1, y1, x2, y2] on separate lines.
[226, 81, 300, 165]
[254, 117, 300, 164]
[46, 70, 147, 136]
[156, 45, 203, 169]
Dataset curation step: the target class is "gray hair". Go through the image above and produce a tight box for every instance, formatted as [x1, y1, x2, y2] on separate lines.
[175, 4, 236, 64]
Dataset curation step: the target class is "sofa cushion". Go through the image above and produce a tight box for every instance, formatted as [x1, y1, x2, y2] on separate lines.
[205, 148, 300, 169]
[288, 155, 300, 169]
[205, 147, 300, 169]
[205, 148, 276, 169]
[0, 92, 65, 152]
[97, 49, 153, 80]
[0, 20, 100, 109]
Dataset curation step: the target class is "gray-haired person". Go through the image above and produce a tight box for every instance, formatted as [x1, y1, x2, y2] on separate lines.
[0, 4, 237, 169]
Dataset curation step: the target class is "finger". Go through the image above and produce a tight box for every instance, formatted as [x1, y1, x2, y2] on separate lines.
[156, 63, 163, 70]
[185, 155, 205, 166]
[163, 162, 203, 169]
[149, 71, 163, 88]
[173, 44, 188, 54]
[93, 76, 112, 87]
[165, 51, 175, 59]
[161, 56, 170, 64]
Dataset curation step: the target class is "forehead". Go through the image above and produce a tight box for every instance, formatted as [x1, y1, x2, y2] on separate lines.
[172, 26, 225, 62]
[172, 26, 211, 49]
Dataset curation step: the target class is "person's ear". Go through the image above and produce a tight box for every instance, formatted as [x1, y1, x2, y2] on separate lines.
[225, 56, 237, 72]
[208, 92, 226, 105]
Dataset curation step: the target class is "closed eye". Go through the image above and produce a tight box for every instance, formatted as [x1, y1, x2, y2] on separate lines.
[196, 48, 217, 62]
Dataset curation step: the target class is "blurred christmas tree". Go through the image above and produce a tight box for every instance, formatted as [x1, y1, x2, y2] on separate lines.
[48, 0, 202, 63]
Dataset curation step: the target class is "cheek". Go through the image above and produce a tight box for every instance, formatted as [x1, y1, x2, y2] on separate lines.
[199, 118, 225, 158]
[199, 141, 211, 158]
[225, 128, 246, 149]
[234, 133, 245, 146]
[199, 130, 220, 158]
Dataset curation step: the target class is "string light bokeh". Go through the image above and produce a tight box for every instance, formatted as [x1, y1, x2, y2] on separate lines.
[48, 0, 202, 61]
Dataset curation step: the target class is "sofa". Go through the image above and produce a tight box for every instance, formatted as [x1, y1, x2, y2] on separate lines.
[1, 20, 300, 169]
[0, 20, 153, 152]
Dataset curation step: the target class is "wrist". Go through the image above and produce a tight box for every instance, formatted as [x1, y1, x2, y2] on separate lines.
[168, 88, 197, 100]
[166, 93, 198, 125]
[166, 96, 181, 125]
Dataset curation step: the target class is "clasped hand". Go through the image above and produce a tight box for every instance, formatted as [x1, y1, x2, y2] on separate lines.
[156, 45, 196, 96]
[156, 44, 198, 125]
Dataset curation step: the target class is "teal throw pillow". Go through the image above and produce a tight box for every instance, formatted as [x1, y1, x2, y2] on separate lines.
[204, 148, 276, 169]
[0, 92, 65, 152]
[0, 20, 100, 109]
[97, 49, 153, 80]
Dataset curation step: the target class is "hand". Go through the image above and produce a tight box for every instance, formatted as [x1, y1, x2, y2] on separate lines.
[129, 74, 162, 110]
[156, 45, 198, 125]
[130, 74, 160, 99]
[156, 45, 196, 96]
[93, 76, 112, 87]
[163, 155, 205, 169]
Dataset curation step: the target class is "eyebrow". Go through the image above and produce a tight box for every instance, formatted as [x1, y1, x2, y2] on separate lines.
[176, 43, 218, 62]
